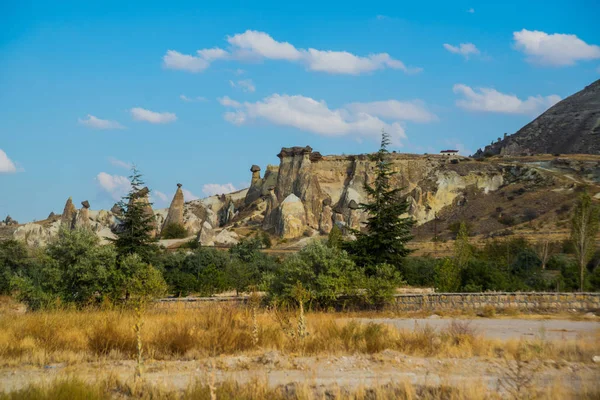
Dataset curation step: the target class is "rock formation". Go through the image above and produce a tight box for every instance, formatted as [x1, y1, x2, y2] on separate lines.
[134, 187, 158, 237]
[74, 200, 91, 229]
[161, 183, 185, 234]
[277, 194, 306, 238]
[60, 197, 77, 229]
[475, 79, 600, 157]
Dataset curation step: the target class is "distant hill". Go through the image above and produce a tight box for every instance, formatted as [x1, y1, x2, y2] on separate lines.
[474, 79, 600, 157]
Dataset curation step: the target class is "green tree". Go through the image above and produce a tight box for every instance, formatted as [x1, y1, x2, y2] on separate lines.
[454, 222, 472, 268]
[435, 258, 461, 292]
[115, 254, 167, 303]
[362, 263, 403, 308]
[0, 239, 29, 294]
[270, 240, 360, 307]
[326, 224, 343, 249]
[161, 223, 188, 239]
[343, 130, 414, 275]
[571, 192, 599, 291]
[112, 167, 158, 263]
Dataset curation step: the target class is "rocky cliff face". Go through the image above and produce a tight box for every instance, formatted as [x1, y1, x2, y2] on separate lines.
[8, 148, 600, 247]
[475, 79, 600, 157]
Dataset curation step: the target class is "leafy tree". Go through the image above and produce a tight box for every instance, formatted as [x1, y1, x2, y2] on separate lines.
[460, 260, 511, 292]
[0, 239, 29, 294]
[343, 130, 414, 275]
[435, 258, 461, 292]
[326, 224, 343, 249]
[112, 167, 158, 263]
[270, 240, 360, 307]
[402, 256, 437, 287]
[454, 222, 473, 268]
[161, 223, 188, 239]
[362, 263, 403, 308]
[115, 254, 167, 303]
[571, 192, 599, 291]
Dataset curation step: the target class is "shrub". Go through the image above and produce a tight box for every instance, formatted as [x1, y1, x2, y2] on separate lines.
[161, 223, 188, 239]
[269, 240, 361, 307]
[362, 263, 403, 308]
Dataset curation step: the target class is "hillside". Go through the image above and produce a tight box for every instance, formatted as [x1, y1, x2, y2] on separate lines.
[474, 79, 600, 157]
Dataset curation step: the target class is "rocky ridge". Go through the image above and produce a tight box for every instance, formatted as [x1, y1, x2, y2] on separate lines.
[474, 79, 600, 157]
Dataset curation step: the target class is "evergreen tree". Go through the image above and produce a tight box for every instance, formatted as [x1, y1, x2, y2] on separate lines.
[112, 167, 158, 263]
[343, 130, 415, 275]
[454, 222, 473, 268]
[571, 191, 599, 292]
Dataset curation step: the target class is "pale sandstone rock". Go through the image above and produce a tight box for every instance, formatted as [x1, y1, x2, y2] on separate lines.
[214, 229, 239, 246]
[162, 183, 185, 233]
[60, 197, 77, 228]
[277, 194, 306, 239]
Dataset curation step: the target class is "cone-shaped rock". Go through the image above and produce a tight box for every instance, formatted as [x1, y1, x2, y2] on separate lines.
[60, 197, 77, 229]
[162, 183, 185, 233]
[74, 201, 91, 229]
[137, 187, 158, 237]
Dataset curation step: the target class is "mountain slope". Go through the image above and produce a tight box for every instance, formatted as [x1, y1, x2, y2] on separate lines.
[475, 79, 600, 157]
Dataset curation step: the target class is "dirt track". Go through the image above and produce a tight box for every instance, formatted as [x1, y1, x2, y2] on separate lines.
[355, 317, 600, 341]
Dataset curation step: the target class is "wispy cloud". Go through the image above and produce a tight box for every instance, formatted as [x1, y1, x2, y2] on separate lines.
[202, 183, 238, 197]
[443, 43, 480, 59]
[78, 115, 124, 130]
[453, 84, 561, 115]
[130, 107, 177, 124]
[108, 157, 131, 170]
[467, 8, 475, 14]
[229, 79, 256, 92]
[513, 29, 600, 66]
[96, 172, 130, 201]
[218, 94, 441, 145]
[0, 149, 17, 174]
[163, 30, 421, 75]
[180, 94, 208, 102]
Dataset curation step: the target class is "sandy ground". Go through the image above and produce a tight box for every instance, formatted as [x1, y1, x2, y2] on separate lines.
[1, 352, 598, 394]
[1, 317, 599, 395]
[354, 317, 600, 341]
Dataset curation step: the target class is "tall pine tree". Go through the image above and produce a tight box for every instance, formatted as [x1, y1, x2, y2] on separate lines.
[343, 130, 414, 275]
[112, 167, 158, 263]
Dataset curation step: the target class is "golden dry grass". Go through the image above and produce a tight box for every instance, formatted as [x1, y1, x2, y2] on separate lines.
[0, 304, 598, 366]
[0, 375, 598, 400]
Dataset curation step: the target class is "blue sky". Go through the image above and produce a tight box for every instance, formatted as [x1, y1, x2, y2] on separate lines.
[1, 0, 599, 222]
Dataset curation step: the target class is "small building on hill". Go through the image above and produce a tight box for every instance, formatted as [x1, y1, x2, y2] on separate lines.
[440, 150, 459, 156]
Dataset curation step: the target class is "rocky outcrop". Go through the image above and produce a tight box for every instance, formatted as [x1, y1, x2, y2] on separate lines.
[474, 79, 600, 157]
[277, 194, 306, 238]
[1, 215, 18, 226]
[74, 200, 91, 229]
[161, 183, 185, 234]
[60, 197, 77, 228]
[134, 187, 158, 237]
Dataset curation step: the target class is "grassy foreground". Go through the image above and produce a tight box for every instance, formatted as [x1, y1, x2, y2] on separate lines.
[1, 376, 599, 400]
[0, 304, 598, 366]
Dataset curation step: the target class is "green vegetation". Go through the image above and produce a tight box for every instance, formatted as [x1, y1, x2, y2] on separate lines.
[571, 191, 599, 291]
[343, 130, 414, 276]
[160, 222, 188, 239]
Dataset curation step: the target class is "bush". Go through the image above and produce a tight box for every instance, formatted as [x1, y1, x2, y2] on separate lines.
[362, 263, 403, 308]
[161, 223, 188, 239]
[269, 240, 361, 307]
[403, 257, 437, 287]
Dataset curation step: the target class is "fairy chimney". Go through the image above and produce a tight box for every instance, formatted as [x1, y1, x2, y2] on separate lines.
[60, 197, 77, 229]
[161, 183, 185, 233]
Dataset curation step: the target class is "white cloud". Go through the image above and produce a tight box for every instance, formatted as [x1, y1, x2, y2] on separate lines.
[453, 84, 561, 115]
[78, 115, 124, 130]
[130, 107, 177, 124]
[513, 29, 600, 66]
[219, 94, 410, 145]
[0, 149, 17, 174]
[202, 183, 238, 197]
[165, 30, 419, 75]
[96, 172, 130, 201]
[467, 8, 475, 13]
[229, 79, 256, 92]
[346, 100, 438, 123]
[227, 30, 302, 61]
[152, 190, 170, 206]
[443, 43, 480, 59]
[197, 47, 229, 61]
[180, 94, 207, 102]
[182, 189, 200, 201]
[218, 96, 242, 108]
[108, 157, 131, 170]
[302, 48, 418, 74]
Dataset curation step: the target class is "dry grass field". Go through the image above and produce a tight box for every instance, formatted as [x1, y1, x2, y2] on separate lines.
[0, 301, 599, 399]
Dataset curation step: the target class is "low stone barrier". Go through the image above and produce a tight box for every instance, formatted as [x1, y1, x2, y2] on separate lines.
[392, 292, 600, 312]
[155, 292, 600, 312]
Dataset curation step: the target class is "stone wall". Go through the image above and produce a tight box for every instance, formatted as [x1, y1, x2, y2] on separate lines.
[154, 292, 600, 312]
[392, 292, 600, 312]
